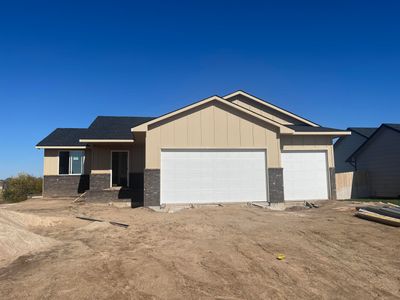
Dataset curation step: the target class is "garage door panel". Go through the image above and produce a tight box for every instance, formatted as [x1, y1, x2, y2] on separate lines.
[282, 151, 329, 201]
[161, 149, 267, 204]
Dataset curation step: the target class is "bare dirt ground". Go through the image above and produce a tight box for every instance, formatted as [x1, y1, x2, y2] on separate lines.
[0, 199, 399, 300]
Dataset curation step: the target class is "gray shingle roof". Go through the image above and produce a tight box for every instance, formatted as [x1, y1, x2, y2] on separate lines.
[384, 124, 400, 132]
[36, 116, 155, 147]
[348, 127, 377, 138]
[36, 128, 88, 147]
[82, 116, 155, 140]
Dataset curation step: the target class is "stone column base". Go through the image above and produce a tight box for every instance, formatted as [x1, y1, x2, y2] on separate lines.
[144, 169, 160, 206]
[268, 168, 284, 203]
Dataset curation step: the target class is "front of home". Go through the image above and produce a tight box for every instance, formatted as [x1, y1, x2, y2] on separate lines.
[36, 91, 350, 206]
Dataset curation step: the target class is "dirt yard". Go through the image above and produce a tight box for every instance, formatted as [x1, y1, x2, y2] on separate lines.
[0, 199, 399, 299]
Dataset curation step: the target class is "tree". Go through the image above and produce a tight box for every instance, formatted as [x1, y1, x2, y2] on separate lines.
[2, 173, 42, 203]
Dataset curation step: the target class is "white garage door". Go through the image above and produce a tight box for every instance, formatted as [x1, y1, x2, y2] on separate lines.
[281, 151, 329, 201]
[161, 149, 267, 204]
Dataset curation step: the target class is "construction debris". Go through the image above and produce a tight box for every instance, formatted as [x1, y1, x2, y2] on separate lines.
[355, 205, 400, 227]
[72, 192, 86, 203]
[76, 216, 129, 228]
[249, 202, 269, 209]
[305, 201, 319, 208]
[276, 254, 286, 260]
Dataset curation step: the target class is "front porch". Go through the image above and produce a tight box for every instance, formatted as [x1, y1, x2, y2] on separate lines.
[85, 141, 146, 204]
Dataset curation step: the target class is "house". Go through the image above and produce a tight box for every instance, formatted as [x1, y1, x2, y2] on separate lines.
[346, 124, 400, 198]
[36, 91, 350, 206]
[334, 127, 376, 173]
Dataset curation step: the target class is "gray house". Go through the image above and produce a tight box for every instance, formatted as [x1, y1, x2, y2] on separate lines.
[347, 124, 400, 198]
[334, 127, 376, 173]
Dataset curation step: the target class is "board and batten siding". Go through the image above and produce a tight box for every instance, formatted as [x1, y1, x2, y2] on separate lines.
[280, 135, 335, 168]
[90, 143, 145, 174]
[355, 127, 400, 198]
[145, 101, 281, 169]
[227, 94, 302, 125]
[43, 149, 92, 175]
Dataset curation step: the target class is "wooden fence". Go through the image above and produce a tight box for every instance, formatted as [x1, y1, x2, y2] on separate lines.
[335, 171, 369, 200]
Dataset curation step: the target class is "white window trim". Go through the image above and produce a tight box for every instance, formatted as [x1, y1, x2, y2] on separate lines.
[58, 150, 85, 176]
[110, 150, 130, 188]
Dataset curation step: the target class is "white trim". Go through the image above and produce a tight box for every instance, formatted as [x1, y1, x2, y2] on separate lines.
[36, 146, 87, 149]
[287, 131, 352, 136]
[79, 139, 134, 143]
[110, 150, 130, 188]
[223, 91, 320, 127]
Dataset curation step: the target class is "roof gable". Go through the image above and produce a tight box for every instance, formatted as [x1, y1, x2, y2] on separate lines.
[132, 96, 294, 134]
[346, 124, 400, 161]
[223, 90, 319, 127]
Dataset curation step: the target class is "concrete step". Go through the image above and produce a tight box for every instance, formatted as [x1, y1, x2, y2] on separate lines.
[83, 188, 143, 206]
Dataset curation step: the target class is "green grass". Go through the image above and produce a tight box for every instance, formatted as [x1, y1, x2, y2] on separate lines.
[344, 198, 400, 206]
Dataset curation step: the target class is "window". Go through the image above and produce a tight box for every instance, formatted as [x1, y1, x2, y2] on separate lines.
[59, 151, 85, 175]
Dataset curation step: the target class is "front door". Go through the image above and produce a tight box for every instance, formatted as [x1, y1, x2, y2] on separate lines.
[112, 151, 128, 187]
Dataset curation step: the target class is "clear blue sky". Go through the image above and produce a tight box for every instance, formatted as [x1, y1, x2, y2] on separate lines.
[0, 1, 399, 178]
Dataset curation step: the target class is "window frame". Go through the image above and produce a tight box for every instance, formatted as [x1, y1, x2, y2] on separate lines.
[58, 150, 85, 175]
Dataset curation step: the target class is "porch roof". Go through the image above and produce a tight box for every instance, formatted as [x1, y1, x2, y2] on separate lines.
[36, 116, 155, 148]
[80, 116, 154, 141]
[36, 128, 88, 148]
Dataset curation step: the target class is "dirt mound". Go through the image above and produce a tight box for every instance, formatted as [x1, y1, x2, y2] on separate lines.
[0, 209, 61, 228]
[0, 210, 61, 267]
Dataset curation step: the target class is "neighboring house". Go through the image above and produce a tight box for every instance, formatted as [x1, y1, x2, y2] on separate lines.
[346, 124, 400, 198]
[334, 127, 376, 173]
[36, 90, 350, 206]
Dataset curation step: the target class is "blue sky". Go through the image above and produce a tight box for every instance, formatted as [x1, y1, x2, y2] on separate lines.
[0, 1, 399, 178]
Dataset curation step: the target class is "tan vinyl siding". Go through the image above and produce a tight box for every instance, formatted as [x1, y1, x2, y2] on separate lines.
[91, 143, 145, 175]
[280, 135, 335, 168]
[355, 127, 400, 198]
[228, 94, 303, 125]
[43, 149, 59, 175]
[145, 101, 281, 169]
[43, 149, 91, 175]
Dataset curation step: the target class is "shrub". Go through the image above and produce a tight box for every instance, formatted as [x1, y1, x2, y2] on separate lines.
[2, 173, 42, 203]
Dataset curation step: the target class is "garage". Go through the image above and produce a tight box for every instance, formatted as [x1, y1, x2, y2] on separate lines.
[281, 151, 329, 201]
[160, 149, 267, 204]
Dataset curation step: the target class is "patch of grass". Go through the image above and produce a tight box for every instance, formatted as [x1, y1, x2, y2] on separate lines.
[344, 198, 400, 206]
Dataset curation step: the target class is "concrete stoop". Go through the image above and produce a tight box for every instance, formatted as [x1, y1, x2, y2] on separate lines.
[82, 188, 143, 207]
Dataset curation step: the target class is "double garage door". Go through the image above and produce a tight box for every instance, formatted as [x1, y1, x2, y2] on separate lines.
[161, 149, 267, 204]
[160, 149, 329, 204]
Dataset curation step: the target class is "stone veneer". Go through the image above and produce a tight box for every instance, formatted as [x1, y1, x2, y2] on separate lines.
[268, 168, 284, 203]
[143, 169, 160, 206]
[90, 174, 110, 190]
[329, 167, 337, 200]
[43, 175, 89, 197]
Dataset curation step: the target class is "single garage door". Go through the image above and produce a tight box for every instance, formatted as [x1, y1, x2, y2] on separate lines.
[281, 151, 329, 201]
[161, 149, 267, 204]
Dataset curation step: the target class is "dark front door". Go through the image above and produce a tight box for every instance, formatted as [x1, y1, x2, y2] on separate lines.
[112, 151, 128, 187]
